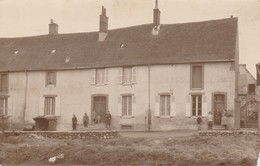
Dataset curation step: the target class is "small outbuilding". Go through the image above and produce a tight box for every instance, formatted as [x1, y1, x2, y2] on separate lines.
[33, 116, 57, 131]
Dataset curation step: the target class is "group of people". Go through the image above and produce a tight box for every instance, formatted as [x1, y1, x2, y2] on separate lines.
[197, 109, 228, 130]
[72, 111, 112, 131]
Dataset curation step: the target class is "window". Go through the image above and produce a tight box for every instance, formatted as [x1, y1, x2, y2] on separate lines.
[160, 95, 170, 116]
[123, 68, 132, 84]
[96, 69, 105, 84]
[248, 84, 255, 95]
[122, 96, 132, 116]
[192, 95, 202, 116]
[191, 65, 203, 89]
[91, 69, 108, 85]
[120, 67, 137, 85]
[0, 73, 8, 93]
[46, 72, 56, 86]
[44, 97, 55, 115]
[0, 97, 8, 116]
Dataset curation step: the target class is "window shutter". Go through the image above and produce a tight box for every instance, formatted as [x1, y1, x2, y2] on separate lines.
[55, 96, 61, 116]
[45, 73, 48, 86]
[104, 69, 109, 84]
[54, 72, 57, 87]
[202, 95, 208, 117]
[185, 95, 191, 117]
[170, 95, 176, 116]
[91, 69, 96, 85]
[154, 95, 160, 116]
[7, 97, 13, 117]
[118, 96, 122, 116]
[132, 96, 136, 116]
[132, 67, 137, 84]
[118, 68, 123, 84]
[39, 97, 45, 116]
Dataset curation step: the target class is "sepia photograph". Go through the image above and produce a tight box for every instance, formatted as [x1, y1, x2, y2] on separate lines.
[0, 0, 260, 165]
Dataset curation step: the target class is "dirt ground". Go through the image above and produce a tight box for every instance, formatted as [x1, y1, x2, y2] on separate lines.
[0, 131, 259, 165]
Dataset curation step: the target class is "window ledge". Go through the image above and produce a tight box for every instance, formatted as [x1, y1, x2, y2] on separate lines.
[188, 116, 205, 119]
[92, 83, 108, 86]
[159, 116, 171, 119]
[121, 116, 134, 119]
[46, 85, 56, 88]
[121, 83, 136, 86]
[191, 88, 203, 91]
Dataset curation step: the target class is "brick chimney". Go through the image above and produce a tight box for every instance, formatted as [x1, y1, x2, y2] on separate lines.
[98, 6, 108, 42]
[49, 19, 58, 35]
[153, 0, 160, 27]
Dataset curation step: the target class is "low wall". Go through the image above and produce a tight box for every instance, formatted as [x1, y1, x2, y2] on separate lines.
[199, 130, 260, 136]
[2, 130, 119, 139]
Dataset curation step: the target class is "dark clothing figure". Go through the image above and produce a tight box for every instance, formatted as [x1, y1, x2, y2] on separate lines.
[105, 111, 111, 129]
[72, 114, 77, 131]
[83, 113, 89, 127]
[197, 116, 202, 130]
[221, 109, 228, 129]
[91, 111, 96, 124]
[208, 112, 213, 130]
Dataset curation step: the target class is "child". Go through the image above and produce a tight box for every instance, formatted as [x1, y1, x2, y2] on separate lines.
[197, 116, 202, 130]
[207, 112, 213, 130]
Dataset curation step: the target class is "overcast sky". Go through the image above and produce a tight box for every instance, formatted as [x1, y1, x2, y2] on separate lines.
[0, 0, 259, 77]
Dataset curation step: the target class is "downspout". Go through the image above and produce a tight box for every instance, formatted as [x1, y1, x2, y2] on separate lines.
[23, 71, 28, 125]
[148, 65, 151, 131]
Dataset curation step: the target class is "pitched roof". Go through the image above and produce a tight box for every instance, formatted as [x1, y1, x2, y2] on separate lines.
[0, 18, 238, 72]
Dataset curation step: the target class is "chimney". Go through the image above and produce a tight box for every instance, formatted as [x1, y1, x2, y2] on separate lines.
[98, 6, 108, 42]
[153, 0, 160, 27]
[49, 19, 58, 35]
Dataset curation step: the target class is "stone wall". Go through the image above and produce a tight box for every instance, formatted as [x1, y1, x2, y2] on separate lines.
[2, 130, 118, 139]
[199, 130, 260, 136]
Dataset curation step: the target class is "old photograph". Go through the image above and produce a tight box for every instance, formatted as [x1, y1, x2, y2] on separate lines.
[0, 0, 260, 165]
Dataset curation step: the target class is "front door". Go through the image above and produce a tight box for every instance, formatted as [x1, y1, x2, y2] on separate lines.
[93, 96, 107, 123]
[213, 94, 225, 125]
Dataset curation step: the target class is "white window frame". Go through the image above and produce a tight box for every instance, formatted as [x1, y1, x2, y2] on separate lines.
[0, 97, 8, 116]
[122, 95, 132, 117]
[96, 68, 105, 85]
[123, 67, 132, 85]
[44, 97, 55, 116]
[191, 95, 202, 116]
[160, 95, 171, 116]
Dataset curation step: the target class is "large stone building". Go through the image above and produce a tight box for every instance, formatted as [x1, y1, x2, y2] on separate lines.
[0, 4, 239, 131]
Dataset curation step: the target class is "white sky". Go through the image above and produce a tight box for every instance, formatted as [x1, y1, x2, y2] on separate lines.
[0, 0, 259, 77]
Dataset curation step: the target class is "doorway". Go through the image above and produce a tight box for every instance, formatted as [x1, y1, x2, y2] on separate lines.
[213, 94, 226, 125]
[92, 95, 107, 123]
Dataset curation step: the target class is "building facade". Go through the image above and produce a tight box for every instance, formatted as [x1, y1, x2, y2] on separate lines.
[0, 5, 239, 131]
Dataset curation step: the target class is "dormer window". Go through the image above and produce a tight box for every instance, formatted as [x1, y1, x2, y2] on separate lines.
[46, 71, 56, 87]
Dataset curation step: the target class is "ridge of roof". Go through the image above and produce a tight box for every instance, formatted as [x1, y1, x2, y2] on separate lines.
[0, 17, 237, 39]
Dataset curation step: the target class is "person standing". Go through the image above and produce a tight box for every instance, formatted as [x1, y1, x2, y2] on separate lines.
[197, 116, 202, 130]
[207, 112, 213, 130]
[91, 110, 96, 124]
[105, 111, 112, 129]
[83, 113, 89, 127]
[72, 114, 77, 131]
[221, 109, 228, 129]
